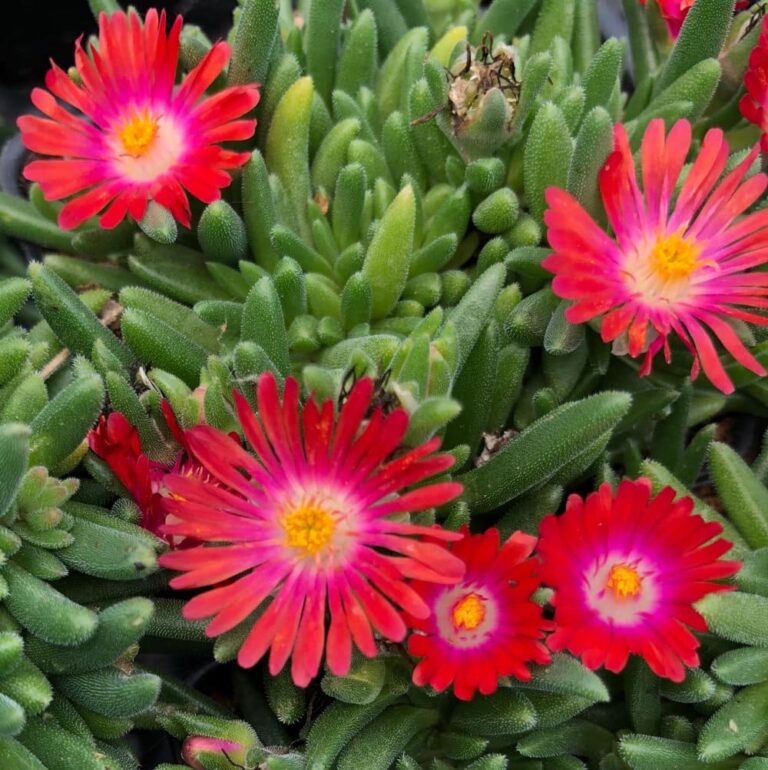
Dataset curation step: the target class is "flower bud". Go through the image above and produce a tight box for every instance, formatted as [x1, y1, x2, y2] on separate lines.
[182, 737, 243, 770]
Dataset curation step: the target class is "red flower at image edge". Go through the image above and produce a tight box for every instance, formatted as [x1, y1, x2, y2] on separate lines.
[18, 8, 259, 229]
[639, 0, 693, 39]
[741, 15, 768, 153]
[89, 411, 168, 536]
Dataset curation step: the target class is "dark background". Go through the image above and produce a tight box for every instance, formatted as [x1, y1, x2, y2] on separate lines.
[0, 0, 238, 122]
[0, 0, 627, 125]
[0, 1, 239, 83]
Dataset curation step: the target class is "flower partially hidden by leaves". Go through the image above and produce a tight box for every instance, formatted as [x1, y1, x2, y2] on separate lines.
[406, 527, 551, 701]
[88, 403, 209, 543]
[537, 478, 741, 682]
[741, 14, 768, 153]
[640, 0, 694, 39]
[18, 9, 259, 230]
[182, 736, 244, 770]
[544, 119, 768, 393]
[158, 372, 465, 686]
[89, 411, 167, 535]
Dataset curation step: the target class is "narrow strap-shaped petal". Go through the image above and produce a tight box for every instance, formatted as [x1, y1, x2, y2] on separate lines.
[268, 585, 306, 677]
[325, 579, 352, 676]
[641, 119, 667, 229]
[175, 41, 231, 108]
[680, 314, 734, 394]
[669, 127, 728, 232]
[290, 576, 327, 686]
[238, 568, 303, 667]
[233, 389, 283, 479]
[599, 124, 646, 248]
[345, 569, 406, 642]
[330, 377, 374, 464]
[337, 573, 378, 657]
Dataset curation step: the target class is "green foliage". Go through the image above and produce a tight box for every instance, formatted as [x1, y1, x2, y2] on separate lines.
[1, 0, 767, 766]
[459, 392, 632, 513]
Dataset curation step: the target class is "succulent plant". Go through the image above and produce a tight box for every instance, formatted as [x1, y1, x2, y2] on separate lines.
[0, 0, 766, 768]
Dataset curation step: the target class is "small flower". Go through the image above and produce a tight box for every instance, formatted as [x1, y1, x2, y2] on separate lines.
[182, 736, 242, 770]
[537, 478, 741, 682]
[88, 404, 209, 543]
[544, 119, 768, 393]
[640, 0, 694, 39]
[159, 372, 465, 686]
[18, 9, 259, 230]
[88, 411, 167, 536]
[741, 15, 768, 153]
[406, 527, 551, 701]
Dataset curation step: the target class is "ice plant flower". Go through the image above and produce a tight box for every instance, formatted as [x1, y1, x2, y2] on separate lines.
[158, 372, 465, 686]
[544, 119, 768, 393]
[740, 15, 768, 153]
[181, 737, 242, 770]
[88, 404, 209, 542]
[639, 0, 693, 38]
[537, 478, 741, 682]
[89, 411, 167, 536]
[406, 527, 551, 701]
[18, 8, 260, 230]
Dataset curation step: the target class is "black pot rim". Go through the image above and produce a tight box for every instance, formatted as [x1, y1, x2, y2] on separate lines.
[0, 133, 43, 262]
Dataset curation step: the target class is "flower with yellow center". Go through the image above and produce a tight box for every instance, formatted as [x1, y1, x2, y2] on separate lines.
[19, 8, 260, 230]
[119, 112, 159, 157]
[452, 592, 486, 631]
[650, 232, 700, 282]
[158, 372, 465, 687]
[606, 564, 643, 600]
[543, 118, 768, 393]
[407, 528, 551, 701]
[538, 478, 742, 682]
[283, 502, 336, 557]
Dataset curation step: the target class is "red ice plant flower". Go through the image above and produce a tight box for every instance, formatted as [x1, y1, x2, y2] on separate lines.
[406, 527, 551, 701]
[88, 402, 208, 542]
[639, 0, 693, 38]
[181, 737, 242, 770]
[537, 478, 741, 682]
[544, 119, 768, 393]
[158, 372, 465, 686]
[741, 15, 768, 153]
[89, 411, 168, 536]
[18, 8, 259, 229]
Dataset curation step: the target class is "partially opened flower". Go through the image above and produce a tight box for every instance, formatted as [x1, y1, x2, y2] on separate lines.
[639, 0, 694, 39]
[158, 372, 465, 686]
[537, 478, 741, 682]
[406, 527, 551, 700]
[740, 14, 768, 153]
[544, 119, 768, 393]
[89, 411, 168, 536]
[182, 737, 242, 770]
[18, 9, 259, 230]
[88, 403, 209, 542]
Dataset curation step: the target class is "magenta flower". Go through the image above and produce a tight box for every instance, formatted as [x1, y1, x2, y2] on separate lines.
[18, 9, 259, 229]
[537, 479, 741, 682]
[159, 372, 465, 686]
[544, 119, 768, 393]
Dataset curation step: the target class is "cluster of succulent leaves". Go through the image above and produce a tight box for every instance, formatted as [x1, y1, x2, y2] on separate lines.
[0, 0, 766, 768]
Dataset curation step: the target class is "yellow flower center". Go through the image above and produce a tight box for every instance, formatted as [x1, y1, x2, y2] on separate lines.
[452, 592, 486, 631]
[119, 112, 159, 157]
[284, 502, 336, 556]
[650, 232, 700, 281]
[606, 564, 643, 600]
